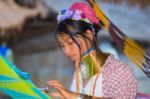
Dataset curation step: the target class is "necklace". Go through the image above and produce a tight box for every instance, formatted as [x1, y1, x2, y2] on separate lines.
[77, 69, 100, 96]
[81, 48, 97, 79]
[76, 47, 101, 95]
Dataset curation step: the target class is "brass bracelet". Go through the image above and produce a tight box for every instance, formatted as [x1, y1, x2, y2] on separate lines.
[77, 93, 85, 99]
[83, 95, 92, 99]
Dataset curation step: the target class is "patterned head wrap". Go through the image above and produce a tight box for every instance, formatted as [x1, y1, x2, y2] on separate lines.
[57, 2, 99, 24]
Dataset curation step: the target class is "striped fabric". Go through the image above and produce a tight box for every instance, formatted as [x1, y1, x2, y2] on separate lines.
[0, 55, 52, 99]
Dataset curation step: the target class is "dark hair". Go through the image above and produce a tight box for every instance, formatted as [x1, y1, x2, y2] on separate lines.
[56, 19, 101, 38]
[56, 19, 101, 49]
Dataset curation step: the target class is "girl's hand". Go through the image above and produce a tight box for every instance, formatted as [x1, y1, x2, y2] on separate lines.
[47, 80, 77, 99]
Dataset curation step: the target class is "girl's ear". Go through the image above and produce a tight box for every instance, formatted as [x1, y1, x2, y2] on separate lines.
[85, 29, 94, 40]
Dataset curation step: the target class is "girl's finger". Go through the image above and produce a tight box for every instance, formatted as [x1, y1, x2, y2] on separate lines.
[51, 92, 61, 97]
[49, 83, 64, 89]
[51, 92, 66, 99]
[47, 81, 64, 89]
[54, 86, 63, 91]
[47, 80, 59, 84]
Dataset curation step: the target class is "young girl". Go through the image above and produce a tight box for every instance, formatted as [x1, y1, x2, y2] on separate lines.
[47, 2, 137, 99]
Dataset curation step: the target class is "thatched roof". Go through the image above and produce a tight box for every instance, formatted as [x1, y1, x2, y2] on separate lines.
[0, 0, 49, 34]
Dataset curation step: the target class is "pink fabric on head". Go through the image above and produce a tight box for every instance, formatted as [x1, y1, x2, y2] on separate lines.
[69, 2, 99, 24]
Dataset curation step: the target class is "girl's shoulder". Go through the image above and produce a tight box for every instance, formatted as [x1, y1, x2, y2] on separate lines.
[102, 54, 131, 74]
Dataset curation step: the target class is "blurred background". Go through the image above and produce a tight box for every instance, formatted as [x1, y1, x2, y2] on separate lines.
[0, 0, 150, 97]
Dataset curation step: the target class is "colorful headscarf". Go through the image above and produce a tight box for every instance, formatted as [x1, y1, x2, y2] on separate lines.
[57, 2, 99, 24]
[69, 2, 99, 24]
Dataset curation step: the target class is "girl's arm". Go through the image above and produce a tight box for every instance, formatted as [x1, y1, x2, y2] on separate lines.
[47, 80, 111, 99]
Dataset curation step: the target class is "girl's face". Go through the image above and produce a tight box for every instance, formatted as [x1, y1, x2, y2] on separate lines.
[57, 32, 93, 62]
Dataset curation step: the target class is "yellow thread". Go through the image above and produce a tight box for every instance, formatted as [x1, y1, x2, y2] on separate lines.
[89, 0, 109, 30]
